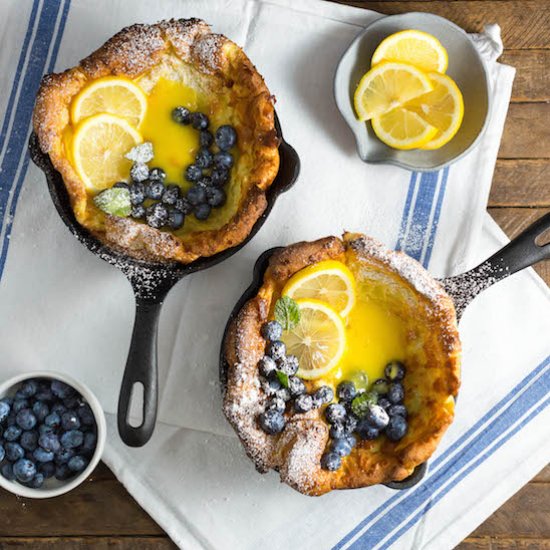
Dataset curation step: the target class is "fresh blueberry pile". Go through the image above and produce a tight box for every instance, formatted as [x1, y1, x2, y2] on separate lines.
[321, 361, 408, 471]
[257, 320, 334, 435]
[0, 378, 97, 488]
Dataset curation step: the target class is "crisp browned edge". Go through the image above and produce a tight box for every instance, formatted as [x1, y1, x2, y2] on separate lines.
[223, 234, 461, 496]
[32, 18, 280, 264]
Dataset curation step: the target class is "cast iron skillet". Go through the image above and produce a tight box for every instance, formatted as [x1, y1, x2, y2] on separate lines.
[219, 212, 550, 491]
[29, 113, 300, 447]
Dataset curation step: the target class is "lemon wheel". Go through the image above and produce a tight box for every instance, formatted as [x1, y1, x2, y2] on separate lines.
[371, 108, 437, 150]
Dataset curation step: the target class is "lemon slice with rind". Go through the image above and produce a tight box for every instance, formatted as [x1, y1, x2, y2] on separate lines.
[282, 260, 356, 318]
[71, 77, 147, 127]
[282, 299, 346, 380]
[371, 108, 438, 150]
[371, 30, 449, 74]
[72, 113, 142, 192]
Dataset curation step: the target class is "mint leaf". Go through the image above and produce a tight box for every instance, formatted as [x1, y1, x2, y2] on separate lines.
[93, 188, 131, 217]
[351, 391, 378, 418]
[274, 296, 300, 331]
[276, 371, 289, 388]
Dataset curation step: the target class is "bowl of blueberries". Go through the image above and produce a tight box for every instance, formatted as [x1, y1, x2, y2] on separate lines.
[0, 372, 106, 498]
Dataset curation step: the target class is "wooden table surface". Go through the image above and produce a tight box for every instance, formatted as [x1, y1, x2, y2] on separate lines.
[1, 0, 549, 548]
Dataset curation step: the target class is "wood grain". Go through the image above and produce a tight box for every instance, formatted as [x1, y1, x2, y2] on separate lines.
[0, 538, 176, 549]
[458, 539, 550, 550]
[502, 50, 550, 102]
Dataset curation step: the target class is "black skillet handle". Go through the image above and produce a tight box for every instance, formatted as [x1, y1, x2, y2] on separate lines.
[117, 298, 162, 447]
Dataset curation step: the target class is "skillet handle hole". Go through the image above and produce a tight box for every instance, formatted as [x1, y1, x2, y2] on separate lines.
[535, 227, 550, 247]
[127, 382, 145, 428]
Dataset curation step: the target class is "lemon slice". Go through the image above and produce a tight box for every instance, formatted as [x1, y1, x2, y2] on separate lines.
[73, 113, 142, 192]
[405, 72, 464, 150]
[282, 299, 346, 380]
[71, 77, 147, 127]
[371, 108, 438, 150]
[354, 62, 434, 121]
[371, 30, 448, 74]
[282, 260, 356, 318]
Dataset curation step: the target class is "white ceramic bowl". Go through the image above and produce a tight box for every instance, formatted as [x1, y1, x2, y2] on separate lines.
[0, 371, 106, 499]
[334, 12, 491, 171]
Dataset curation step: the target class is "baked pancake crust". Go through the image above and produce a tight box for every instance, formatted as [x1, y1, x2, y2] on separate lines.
[223, 234, 461, 495]
[33, 19, 280, 263]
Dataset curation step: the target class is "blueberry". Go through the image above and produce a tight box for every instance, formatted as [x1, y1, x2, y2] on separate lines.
[385, 361, 406, 381]
[191, 112, 209, 130]
[113, 182, 129, 190]
[378, 397, 391, 410]
[130, 162, 149, 183]
[35, 384, 53, 402]
[261, 376, 282, 396]
[372, 378, 390, 395]
[5, 412, 16, 427]
[146, 180, 165, 200]
[265, 397, 286, 415]
[261, 321, 283, 341]
[32, 401, 49, 422]
[313, 386, 334, 407]
[388, 404, 407, 418]
[187, 185, 206, 206]
[51, 380, 74, 400]
[63, 394, 80, 409]
[39, 461, 56, 479]
[55, 464, 72, 481]
[356, 420, 380, 441]
[276, 387, 291, 402]
[0, 400, 10, 423]
[55, 448, 75, 465]
[215, 125, 237, 151]
[185, 164, 203, 183]
[61, 430, 84, 449]
[148, 167, 166, 182]
[387, 383, 405, 404]
[162, 184, 181, 205]
[0, 444, 4, 462]
[194, 203, 211, 221]
[266, 340, 286, 360]
[197, 130, 213, 149]
[325, 403, 347, 424]
[288, 376, 306, 397]
[320, 451, 341, 471]
[44, 412, 61, 428]
[39, 425, 54, 437]
[146, 203, 169, 229]
[39, 433, 61, 453]
[344, 414, 358, 434]
[195, 148, 213, 169]
[211, 167, 229, 187]
[167, 208, 185, 230]
[175, 198, 193, 215]
[61, 411, 80, 431]
[258, 356, 277, 378]
[277, 356, 299, 376]
[364, 405, 389, 430]
[329, 422, 346, 440]
[294, 394, 313, 414]
[81, 432, 97, 456]
[131, 205, 146, 219]
[20, 431, 39, 451]
[33, 447, 55, 463]
[336, 381, 356, 402]
[331, 437, 353, 457]
[385, 415, 408, 442]
[77, 405, 95, 427]
[12, 399, 29, 414]
[14, 390, 27, 401]
[51, 403, 66, 416]
[20, 380, 39, 397]
[13, 458, 36, 483]
[205, 186, 226, 208]
[5, 442, 25, 461]
[68, 455, 88, 473]
[172, 106, 191, 124]
[1, 463, 15, 480]
[16, 409, 37, 431]
[214, 151, 233, 169]
[129, 182, 146, 205]
[26, 472, 44, 488]
[258, 409, 285, 434]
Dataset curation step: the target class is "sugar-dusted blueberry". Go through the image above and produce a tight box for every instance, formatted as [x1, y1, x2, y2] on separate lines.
[175, 197, 193, 215]
[331, 437, 353, 458]
[44, 412, 61, 428]
[1, 463, 15, 481]
[195, 148, 213, 169]
[294, 393, 314, 414]
[199, 129, 214, 148]
[261, 376, 282, 396]
[258, 356, 277, 378]
[185, 164, 203, 183]
[276, 387, 291, 402]
[215, 125, 237, 151]
[385, 415, 408, 442]
[13, 458, 36, 483]
[265, 397, 286, 415]
[55, 464, 72, 481]
[51, 380, 74, 400]
[388, 404, 407, 418]
[336, 381, 356, 402]
[313, 386, 334, 407]
[329, 422, 346, 440]
[344, 413, 358, 434]
[385, 361, 406, 381]
[131, 205, 146, 219]
[205, 186, 226, 208]
[372, 378, 390, 395]
[162, 184, 181, 205]
[113, 181, 129, 190]
[288, 376, 306, 398]
[12, 399, 29, 414]
[0, 399, 10, 423]
[194, 203, 211, 221]
[38, 433, 61, 453]
[61, 411, 80, 431]
[214, 151, 234, 170]
[146, 203, 169, 229]
[325, 403, 347, 425]
[68, 455, 88, 473]
[129, 182, 146, 205]
[32, 401, 49, 423]
[197, 176, 212, 188]
[266, 340, 286, 361]
[167, 208, 185, 230]
[321, 451, 341, 471]
[211, 167, 229, 187]
[258, 409, 285, 435]
[356, 420, 380, 441]
[148, 167, 166, 182]
[27, 472, 45, 489]
[5, 442, 25, 462]
[55, 448, 75, 465]
[191, 112, 209, 130]
[187, 185, 206, 206]
[20, 380, 39, 397]
[261, 321, 283, 342]
[171, 106, 191, 124]
[378, 397, 391, 410]
[364, 405, 389, 430]
[16, 409, 37, 431]
[387, 382, 405, 404]
[146, 180, 165, 200]
[20, 430, 39, 451]
[277, 356, 299, 376]
[33, 447, 55, 463]
[39, 461, 56, 479]
[130, 162, 149, 183]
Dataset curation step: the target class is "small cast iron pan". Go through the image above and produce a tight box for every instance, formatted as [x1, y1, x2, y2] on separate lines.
[29, 113, 300, 447]
[219, 212, 550, 491]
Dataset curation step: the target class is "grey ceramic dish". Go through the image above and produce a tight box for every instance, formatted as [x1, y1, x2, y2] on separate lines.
[334, 12, 491, 171]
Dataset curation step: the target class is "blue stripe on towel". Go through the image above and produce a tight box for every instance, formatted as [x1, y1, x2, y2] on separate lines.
[0, 0, 70, 278]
